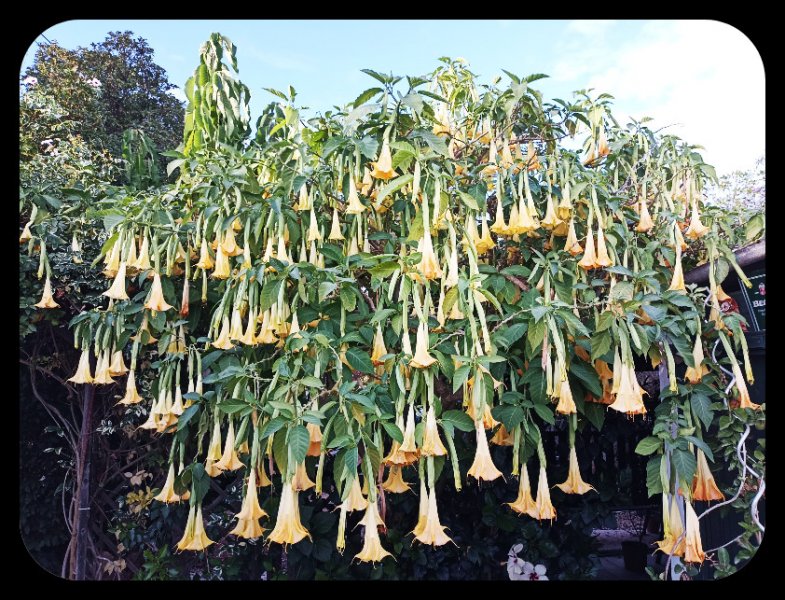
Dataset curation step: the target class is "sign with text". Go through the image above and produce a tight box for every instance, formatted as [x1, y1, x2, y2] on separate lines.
[746, 270, 765, 331]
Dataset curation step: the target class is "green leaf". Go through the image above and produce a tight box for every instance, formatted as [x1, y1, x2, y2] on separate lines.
[569, 361, 602, 397]
[339, 286, 357, 312]
[452, 364, 471, 393]
[646, 456, 664, 497]
[260, 415, 289, 439]
[300, 376, 324, 388]
[591, 330, 613, 361]
[368, 261, 399, 279]
[669, 336, 696, 368]
[491, 405, 525, 430]
[610, 281, 635, 303]
[498, 322, 527, 349]
[375, 174, 413, 205]
[102, 212, 125, 232]
[582, 402, 605, 432]
[458, 191, 480, 210]
[690, 392, 714, 430]
[635, 436, 662, 456]
[289, 425, 310, 464]
[527, 319, 546, 352]
[381, 421, 404, 443]
[672, 448, 697, 482]
[532, 403, 555, 425]
[259, 279, 283, 312]
[353, 87, 383, 107]
[684, 436, 713, 462]
[345, 348, 374, 374]
[441, 410, 474, 433]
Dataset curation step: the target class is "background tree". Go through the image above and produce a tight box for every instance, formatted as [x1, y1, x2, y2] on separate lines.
[24, 31, 184, 173]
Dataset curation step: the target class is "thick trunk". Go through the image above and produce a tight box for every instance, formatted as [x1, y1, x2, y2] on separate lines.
[72, 384, 94, 580]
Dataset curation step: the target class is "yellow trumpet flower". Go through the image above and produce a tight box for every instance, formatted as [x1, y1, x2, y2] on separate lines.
[215, 419, 244, 471]
[19, 221, 32, 244]
[134, 235, 152, 271]
[34, 276, 60, 309]
[267, 482, 311, 546]
[345, 177, 366, 215]
[145, 272, 173, 313]
[668, 247, 686, 293]
[399, 405, 419, 455]
[221, 227, 243, 257]
[93, 350, 116, 385]
[256, 459, 273, 487]
[555, 377, 577, 415]
[237, 469, 269, 520]
[371, 138, 396, 180]
[196, 237, 214, 270]
[684, 336, 709, 384]
[507, 463, 537, 515]
[608, 363, 647, 416]
[175, 505, 196, 551]
[410, 322, 437, 369]
[344, 476, 369, 512]
[328, 208, 345, 240]
[490, 203, 509, 236]
[421, 405, 447, 456]
[382, 466, 412, 493]
[211, 316, 235, 350]
[655, 494, 685, 557]
[476, 212, 496, 255]
[293, 461, 316, 491]
[412, 479, 429, 537]
[685, 200, 710, 240]
[371, 323, 388, 366]
[230, 515, 266, 540]
[578, 226, 597, 270]
[154, 463, 184, 503]
[683, 500, 705, 564]
[354, 500, 392, 563]
[540, 194, 562, 229]
[555, 446, 595, 495]
[563, 218, 583, 256]
[295, 183, 312, 212]
[177, 505, 214, 552]
[532, 466, 557, 521]
[103, 263, 130, 301]
[108, 350, 129, 377]
[212, 245, 231, 279]
[692, 448, 725, 502]
[467, 422, 503, 482]
[413, 488, 455, 546]
[636, 199, 654, 233]
[118, 370, 143, 405]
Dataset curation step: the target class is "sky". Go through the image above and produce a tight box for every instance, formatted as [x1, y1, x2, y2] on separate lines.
[21, 20, 764, 176]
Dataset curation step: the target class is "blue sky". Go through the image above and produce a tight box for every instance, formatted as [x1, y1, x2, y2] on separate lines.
[22, 20, 764, 175]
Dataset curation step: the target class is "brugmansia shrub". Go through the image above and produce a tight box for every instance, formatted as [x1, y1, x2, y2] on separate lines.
[22, 33, 765, 576]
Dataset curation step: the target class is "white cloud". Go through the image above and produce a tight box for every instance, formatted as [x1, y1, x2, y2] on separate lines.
[553, 20, 764, 175]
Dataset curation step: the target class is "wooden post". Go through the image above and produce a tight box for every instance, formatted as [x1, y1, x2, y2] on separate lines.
[72, 384, 95, 580]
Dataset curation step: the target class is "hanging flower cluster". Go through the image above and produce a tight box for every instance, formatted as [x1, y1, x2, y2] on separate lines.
[25, 35, 763, 567]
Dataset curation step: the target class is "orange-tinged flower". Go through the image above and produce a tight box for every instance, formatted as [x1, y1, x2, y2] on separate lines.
[145, 272, 173, 313]
[490, 203, 509, 236]
[684, 336, 709, 384]
[594, 222, 613, 268]
[267, 482, 311, 546]
[598, 127, 610, 157]
[476, 212, 496, 255]
[344, 476, 369, 513]
[230, 516, 266, 540]
[221, 227, 243, 257]
[685, 201, 710, 240]
[293, 461, 315, 491]
[19, 221, 32, 244]
[371, 138, 396, 180]
[328, 208, 344, 240]
[692, 448, 725, 502]
[683, 500, 705, 563]
[716, 284, 731, 302]
[133, 235, 152, 271]
[421, 405, 447, 456]
[468, 422, 503, 482]
[345, 176, 366, 215]
[354, 500, 392, 563]
[154, 463, 184, 503]
[382, 465, 412, 493]
[34, 277, 60, 309]
[732, 363, 760, 410]
[177, 505, 214, 552]
[508, 463, 537, 515]
[399, 405, 419, 454]
[410, 322, 437, 369]
[582, 142, 597, 167]
[490, 424, 515, 446]
[555, 446, 595, 495]
[412, 479, 429, 537]
[413, 488, 456, 546]
[175, 505, 196, 551]
[532, 466, 557, 521]
[306, 423, 322, 457]
[555, 378, 577, 415]
[212, 245, 231, 279]
[578, 226, 597, 270]
[636, 199, 654, 233]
